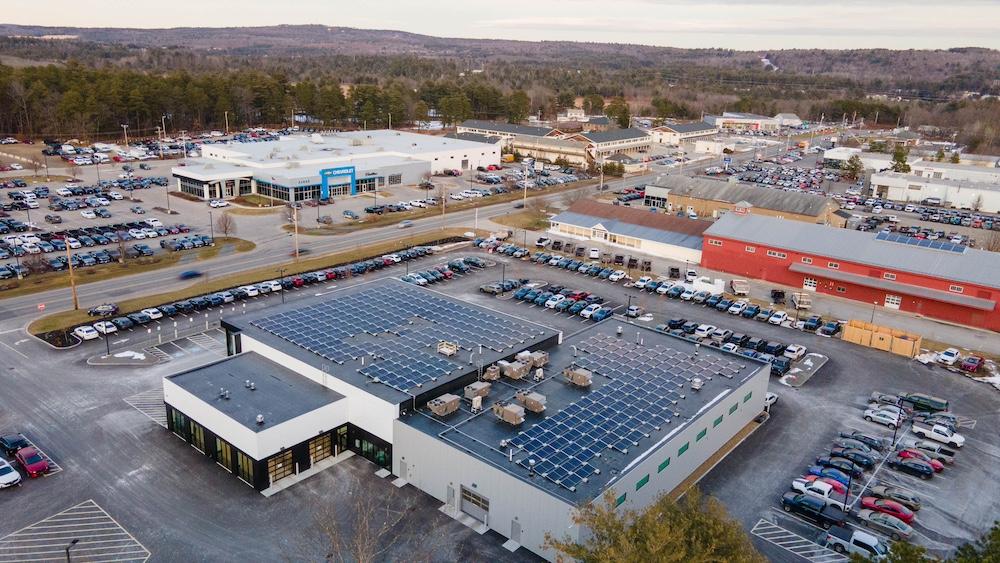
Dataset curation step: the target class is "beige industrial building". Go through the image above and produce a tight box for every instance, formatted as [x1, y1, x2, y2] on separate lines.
[649, 122, 719, 146]
[643, 176, 847, 226]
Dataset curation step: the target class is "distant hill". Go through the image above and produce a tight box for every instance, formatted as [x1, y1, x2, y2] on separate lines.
[1, 23, 998, 85]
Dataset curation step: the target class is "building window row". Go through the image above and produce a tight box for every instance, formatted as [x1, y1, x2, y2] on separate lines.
[828, 262, 840, 269]
[801, 257, 813, 264]
[883, 272, 896, 281]
[707, 239, 723, 247]
[949, 285, 963, 294]
[388, 173, 403, 185]
[766, 250, 787, 259]
[745, 246, 756, 253]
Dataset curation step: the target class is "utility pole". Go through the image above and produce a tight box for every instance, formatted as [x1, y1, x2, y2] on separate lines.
[209, 211, 214, 240]
[388, 113, 392, 130]
[292, 207, 300, 260]
[156, 126, 164, 160]
[121, 124, 129, 148]
[279, 267, 286, 304]
[66, 239, 79, 310]
[224, 111, 230, 135]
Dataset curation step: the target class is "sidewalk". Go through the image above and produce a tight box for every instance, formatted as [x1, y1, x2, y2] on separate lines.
[507, 222, 1000, 356]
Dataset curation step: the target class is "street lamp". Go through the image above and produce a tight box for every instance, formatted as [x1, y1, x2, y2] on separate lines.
[103, 312, 112, 357]
[278, 267, 286, 304]
[121, 124, 129, 148]
[65, 538, 79, 562]
[870, 301, 878, 325]
[208, 210, 214, 241]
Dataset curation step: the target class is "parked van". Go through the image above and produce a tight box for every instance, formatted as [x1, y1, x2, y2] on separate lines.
[898, 392, 949, 413]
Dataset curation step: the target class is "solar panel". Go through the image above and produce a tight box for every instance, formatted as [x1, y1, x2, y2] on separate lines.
[875, 230, 966, 253]
[249, 283, 546, 392]
[507, 334, 742, 492]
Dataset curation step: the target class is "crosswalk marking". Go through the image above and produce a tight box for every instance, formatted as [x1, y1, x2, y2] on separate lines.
[751, 519, 846, 563]
[122, 388, 167, 428]
[0, 500, 150, 562]
[186, 333, 225, 354]
[143, 346, 171, 363]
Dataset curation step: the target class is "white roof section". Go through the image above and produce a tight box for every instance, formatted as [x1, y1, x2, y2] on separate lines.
[871, 172, 1000, 193]
[199, 130, 491, 169]
[704, 213, 1000, 290]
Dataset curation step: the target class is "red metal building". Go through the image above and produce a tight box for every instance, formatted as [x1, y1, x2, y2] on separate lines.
[701, 214, 1000, 331]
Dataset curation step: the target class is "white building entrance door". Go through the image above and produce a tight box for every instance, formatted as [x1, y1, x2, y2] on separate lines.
[803, 277, 818, 291]
[884, 295, 902, 310]
[511, 520, 522, 544]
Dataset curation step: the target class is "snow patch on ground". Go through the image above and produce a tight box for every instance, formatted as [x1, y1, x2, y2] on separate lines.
[114, 351, 146, 361]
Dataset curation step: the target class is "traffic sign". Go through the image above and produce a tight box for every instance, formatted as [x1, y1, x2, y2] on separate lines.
[723, 156, 732, 164]
[37, 303, 45, 311]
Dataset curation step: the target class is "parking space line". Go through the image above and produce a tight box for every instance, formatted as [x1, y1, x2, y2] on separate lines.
[0, 499, 150, 563]
[751, 519, 845, 563]
[123, 388, 167, 428]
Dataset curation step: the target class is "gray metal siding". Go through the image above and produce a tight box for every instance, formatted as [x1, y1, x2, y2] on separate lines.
[393, 422, 579, 562]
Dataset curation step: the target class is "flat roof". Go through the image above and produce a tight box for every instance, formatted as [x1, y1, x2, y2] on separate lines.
[199, 130, 492, 166]
[704, 213, 1000, 290]
[871, 172, 1000, 192]
[166, 352, 344, 432]
[401, 321, 764, 503]
[657, 122, 717, 134]
[576, 128, 650, 144]
[226, 278, 560, 404]
[550, 200, 711, 249]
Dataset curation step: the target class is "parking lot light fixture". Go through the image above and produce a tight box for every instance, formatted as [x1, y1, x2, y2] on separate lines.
[65, 538, 79, 562]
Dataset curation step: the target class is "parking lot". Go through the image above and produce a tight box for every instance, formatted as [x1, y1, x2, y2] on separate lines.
[442, 245, 1000, 561]
[4, 241, 998, 562]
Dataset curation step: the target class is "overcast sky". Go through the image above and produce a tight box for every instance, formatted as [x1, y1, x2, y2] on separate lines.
[5, 0, 999, 50]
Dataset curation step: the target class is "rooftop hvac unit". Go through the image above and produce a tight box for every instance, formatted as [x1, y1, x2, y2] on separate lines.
[437, 341, 459, 357]
[515, 390, 547, 413]
[471, 395, 483, 414]
[483, 365, 501, 381]
[492, 401, 525, 426]
[533, 367, 545, 382]
[498, 360, 530, 380]
[464, 381, 491, 400]
[517, 350, 549, 368]
[428, 393, 460, 417]
[564, 366, 593, 388]
[690, 377, 704, 391]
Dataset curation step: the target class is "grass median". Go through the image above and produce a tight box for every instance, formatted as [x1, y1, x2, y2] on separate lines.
[28, 228, 477, 335]
[284, 179, 598, 236]
[492, 209, 552, 231]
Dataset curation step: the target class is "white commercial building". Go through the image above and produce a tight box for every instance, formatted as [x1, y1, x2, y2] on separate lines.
[774, 113, 804, 127]
[909, 161, 1000, 184]
[649, 122, 719, 146]
[822, 147, 923, 172]
[871, 172, 1000, 212]
[170, 130, 500, 201]
[703, 112, 780, 132]
[162, 278, 767, 562]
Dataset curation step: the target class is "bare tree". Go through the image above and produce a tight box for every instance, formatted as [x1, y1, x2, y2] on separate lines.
[22, 253, 48, 274]
[985, 231, 1000, 253]
[312, 472, 442, 563]
[215, 211, 237, 237]
[561, 188, 587, 207]
[971, 194, 984, 212]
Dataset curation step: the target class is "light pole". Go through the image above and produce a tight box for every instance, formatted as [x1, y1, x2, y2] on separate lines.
[278, 267, 286, 304]
[208, 211, 214, 241]
[65, 538, 79, 562]
[103, 312, 112, 357]
[870, 301, 878, 325]
[500, 262, 506, 295]
[224, 110, 230, 135]
[121, 124, 129, 148]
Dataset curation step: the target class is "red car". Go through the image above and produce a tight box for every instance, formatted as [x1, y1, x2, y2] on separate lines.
[801, 474, 847, 495]
[897, 449, 944, 472]
[291, 276, 305, 288]
[14, 447, 49, 478]
[861, 497, 915, 524]
[568, 291, 589, 301]
[961, 356, 984, 373]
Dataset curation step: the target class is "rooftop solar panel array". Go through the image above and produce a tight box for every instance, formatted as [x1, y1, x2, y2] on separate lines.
[506, 334, 744, 492]
[875, 231, 967, 253]
[249, 283, 547, 392]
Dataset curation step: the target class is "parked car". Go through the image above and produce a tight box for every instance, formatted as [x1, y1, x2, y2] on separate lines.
[869, 485, 922, 511]
[0, 433, 30, 456]
[14, 446, 49, 477]
[886, 456, 935, 480]
[0, 458, 21, 488]
[860, 496, 916, 524]
[863, 408, 902, 429]
[938, 348, 960, 365]
[73, 325, 100, 341]
[780, 492, 846, 529]
[823, 526, 889, 559]
[857, 509, 913, 541]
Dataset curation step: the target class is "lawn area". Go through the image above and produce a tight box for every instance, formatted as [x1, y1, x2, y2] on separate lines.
[28, 229, 478, 335]
[492, 210, 552, 231]
[197, 236, 257, 259]
[0, 238, 255, 302]
[287, 179, 597, 236]
[233, 194, 282, 207]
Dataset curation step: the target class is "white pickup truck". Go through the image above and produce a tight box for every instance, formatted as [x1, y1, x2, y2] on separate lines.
[911, 420, 965, 448]
[899, 439, 956, 464]
[789, 477, 848, 511]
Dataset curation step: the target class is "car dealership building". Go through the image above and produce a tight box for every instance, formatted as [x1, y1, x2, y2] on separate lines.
[162, 279, 768, 560]
[170, 130, 500, 201]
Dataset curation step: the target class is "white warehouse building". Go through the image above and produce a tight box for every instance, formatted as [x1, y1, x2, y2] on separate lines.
[162, 279, 768, 561]
[171, 130, 500, 201]
[871, 172, 1000, 212]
